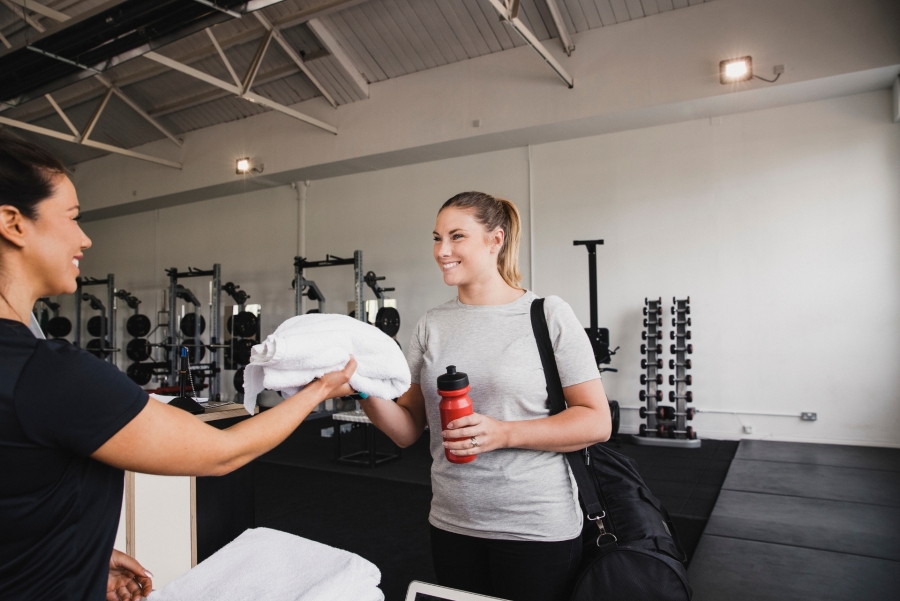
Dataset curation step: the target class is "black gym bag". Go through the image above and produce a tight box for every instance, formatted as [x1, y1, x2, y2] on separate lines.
[530, 299, 692, 601]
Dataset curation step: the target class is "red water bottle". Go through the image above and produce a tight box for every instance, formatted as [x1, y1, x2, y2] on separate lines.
[438, 365, 476, 464]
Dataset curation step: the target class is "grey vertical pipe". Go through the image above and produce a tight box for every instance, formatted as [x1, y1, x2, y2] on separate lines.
[295, 261, 302, 316]
[107, 274, 116, 365]
[211, 264, 221, 401]
[354, 250, 364, 322]
[74, 278, 82, 348]
[168, 270, 178, 387]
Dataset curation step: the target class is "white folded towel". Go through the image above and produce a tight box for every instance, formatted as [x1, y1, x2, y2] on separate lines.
[243, 314, 410, 414]
[148, 528, 384, 601]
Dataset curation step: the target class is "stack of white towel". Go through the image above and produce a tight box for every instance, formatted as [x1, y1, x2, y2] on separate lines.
[242, 314, 411, 414]
[148, 527, 384, 601]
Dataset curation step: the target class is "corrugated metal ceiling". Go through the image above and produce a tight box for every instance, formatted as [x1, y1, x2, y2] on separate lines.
[0, 0, 712, 166]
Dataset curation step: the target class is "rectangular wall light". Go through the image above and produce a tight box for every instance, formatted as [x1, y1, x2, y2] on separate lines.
[720, 56, 753, 84]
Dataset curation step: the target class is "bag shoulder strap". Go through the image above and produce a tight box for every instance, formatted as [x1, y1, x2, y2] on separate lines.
[530, 298, 605, 518]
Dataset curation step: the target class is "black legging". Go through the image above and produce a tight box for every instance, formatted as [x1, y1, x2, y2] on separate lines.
[430, 525, 582, 601]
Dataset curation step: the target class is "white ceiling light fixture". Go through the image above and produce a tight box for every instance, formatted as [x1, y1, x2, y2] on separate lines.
[235, 158, 263, 174]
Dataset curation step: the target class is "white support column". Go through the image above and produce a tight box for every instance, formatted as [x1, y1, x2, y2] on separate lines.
[486, 0, 573, 88]
[253, 12, 338, 108]
[95, 75, 183, 147]
[307, 18, 369, 99]
[545, 0, 575, 56]
[144, 51, 337, 134]
[0, 114, 182, 169]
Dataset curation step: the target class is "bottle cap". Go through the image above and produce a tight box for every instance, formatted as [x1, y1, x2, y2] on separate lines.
[437, 365, 469, 391]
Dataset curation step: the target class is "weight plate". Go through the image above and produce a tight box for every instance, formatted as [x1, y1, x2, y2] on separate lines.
[46, 316, 72, 338]
[126, 362, 152, 386]
[179, 313, 206, 337]
[231, 311, 258, 338]
[87, 315, 106, 337]
[234, 367, 245, 394]
[126, 314, 151, 338]
[374, 306, 400, 337]
[232, 338, 255, 366]
[182, 338, 206, 363]
[126, 338, 152, 362]
[86, 338, 108, 358]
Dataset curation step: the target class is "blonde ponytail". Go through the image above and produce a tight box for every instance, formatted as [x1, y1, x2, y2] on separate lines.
[439, 192, 523, 289]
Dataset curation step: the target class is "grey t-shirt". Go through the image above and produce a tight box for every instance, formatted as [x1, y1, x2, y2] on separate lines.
[408, 290, 601, 541]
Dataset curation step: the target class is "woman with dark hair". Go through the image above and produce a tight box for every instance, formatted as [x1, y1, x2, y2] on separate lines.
[0, 137, 358, 601]
[359, 192, 612, 601]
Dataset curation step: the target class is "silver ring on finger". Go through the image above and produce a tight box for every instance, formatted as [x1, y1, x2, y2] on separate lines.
[470, 436, 478, 448]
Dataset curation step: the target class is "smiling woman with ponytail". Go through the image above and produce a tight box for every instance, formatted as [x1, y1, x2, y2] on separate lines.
[359, 191, 612, 601]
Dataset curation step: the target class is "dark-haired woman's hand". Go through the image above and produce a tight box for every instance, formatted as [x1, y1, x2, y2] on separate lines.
[442, 412, 509, 457]
[107, 549, 152, 600]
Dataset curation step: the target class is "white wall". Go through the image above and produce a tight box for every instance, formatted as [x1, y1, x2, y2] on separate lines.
[75, 90, 900, 446]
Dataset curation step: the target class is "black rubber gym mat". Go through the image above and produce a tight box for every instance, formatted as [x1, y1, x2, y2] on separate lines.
[704, 490, 900, 561]
[723, 459, 900, 507]
[689, 535, 900, 601]
[735, 440, 900, 471]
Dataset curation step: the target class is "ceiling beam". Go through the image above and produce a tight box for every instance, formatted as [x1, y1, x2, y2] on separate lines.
[0, 113, 183, 169]
[4, 0, 363, 123]
[5, 0, 68, 22]
[44, 93, 79, 136]
[205, 27, 242, 88]
[307, 17, 368, 99]
[94, 74, 183, 147]
[0, 0, 46, 31]
[241, 28, 275, 94]
[486, 0, 573, 88]
[144, 50, 338, 134]
[254, 11, 338, 107]
[544, 0, 574, 56]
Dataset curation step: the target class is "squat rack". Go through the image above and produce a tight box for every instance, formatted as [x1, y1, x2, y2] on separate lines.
[294, 251, 364, 321]
[166, 265, 222, 401]
[74, 274, 117, 364]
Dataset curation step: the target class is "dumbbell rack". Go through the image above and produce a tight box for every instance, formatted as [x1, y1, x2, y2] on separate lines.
[634, 298, 664, 443]
[166, 265, 222, 401]
[74, 275, 117, 364]
[633, 297, 701, 448]
[294, 252, 364, 320]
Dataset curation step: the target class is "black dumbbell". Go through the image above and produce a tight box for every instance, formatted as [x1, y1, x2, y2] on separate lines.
[670, 306, 692, 315]
[670, 344, 693, 354]
[641, 344, 662, 355]
[669, 359, 692, 369]
[672, 318, 692, 327]
[669, 330, 692, 340]
[669, 390, 694, 403]
[657, 424, 697, 440]
[643, 317, 662, 327]
[669, 374, 693, 386]
[639, 424, 648, 437]
[644, 297, 662, 306]
[639, 389, 663, 402]
[642, 331, 663, 340]
[642, 358, 663, 369]
[640, 374, 663, 385]
[655, 405, 675, 420]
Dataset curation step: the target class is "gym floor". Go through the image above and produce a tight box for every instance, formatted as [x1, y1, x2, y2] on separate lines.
[253, 417, 741, 601]
[253, 419, 900, 600]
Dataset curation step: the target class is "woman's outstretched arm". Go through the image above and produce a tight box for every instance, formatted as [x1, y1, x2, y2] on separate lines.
[357, 384, 427, 448]
[91, 359, 357, 476]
